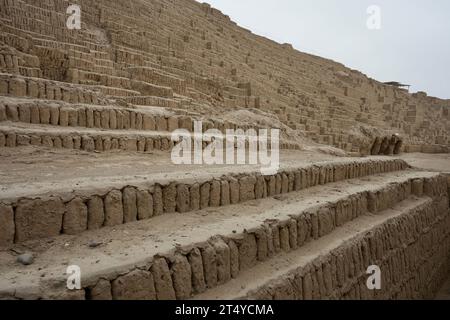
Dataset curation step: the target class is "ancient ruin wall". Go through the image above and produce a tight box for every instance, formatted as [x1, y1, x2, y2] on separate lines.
[0, 0, 449, 154]
[0, 0, 449, 301]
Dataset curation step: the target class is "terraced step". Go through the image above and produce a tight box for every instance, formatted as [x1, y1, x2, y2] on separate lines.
[0, 98, 299, 143]
[127, 67, 187, 95]
[1, 0, 449, 156]
[0, 157, 408, 246]
[0, 170, 447, 299]
[0, 73, 108, 105]
[197, 195, 450, 300]
[0, 121, 177, 153]
[0, 98, 191, 132]
[0, 119, 302, 153]
[124, 95, 182, 108]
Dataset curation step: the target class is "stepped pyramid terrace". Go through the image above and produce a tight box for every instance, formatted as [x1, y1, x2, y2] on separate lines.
[0, 0, 449, 300]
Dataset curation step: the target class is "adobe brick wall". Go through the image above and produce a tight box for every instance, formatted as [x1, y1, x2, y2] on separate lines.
[3, 171, 444, 300]
[0, 159, 409, 247]
[247, 197, 450, 300]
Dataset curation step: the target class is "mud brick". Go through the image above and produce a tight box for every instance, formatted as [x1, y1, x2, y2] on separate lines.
[63, 197, 88, 235]
[15, 198, 65, 242]
[104, 190, 124, 226]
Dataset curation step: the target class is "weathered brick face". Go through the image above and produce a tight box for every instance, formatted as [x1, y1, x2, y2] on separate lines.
[0, 0, 449, 301]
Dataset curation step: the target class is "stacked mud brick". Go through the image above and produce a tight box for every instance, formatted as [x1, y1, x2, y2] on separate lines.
[1, 157, 450, 300]
[0, 159, 408, 245]
[0, 0, 448, 154]
[0, 0, 450, 300]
